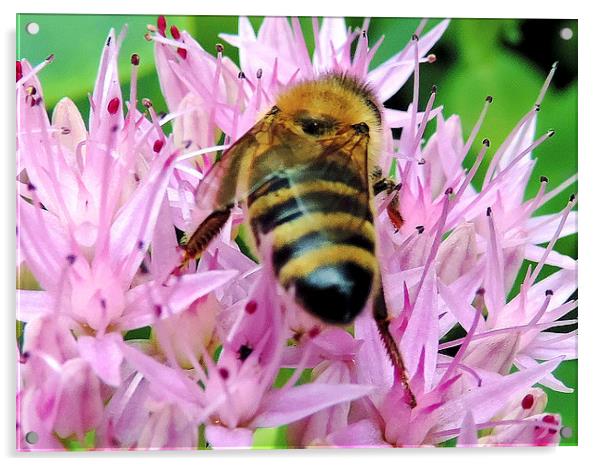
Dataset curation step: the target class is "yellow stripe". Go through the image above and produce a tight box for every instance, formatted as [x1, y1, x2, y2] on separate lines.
[273, 212, 375, 249]
[248, 180, 361, 219]
[278, 244, 377, 285]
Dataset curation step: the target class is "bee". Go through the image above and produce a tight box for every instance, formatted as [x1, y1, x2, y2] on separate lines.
[182, 73, 415, 406]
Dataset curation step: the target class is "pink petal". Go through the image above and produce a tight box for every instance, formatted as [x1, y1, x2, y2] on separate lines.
[137, 404, 198, 449]
[400, 267, 439, 389]
[205, 425, 254, 448]
[252, 383, 375, 428]
[53, 359, 104, 440]
[120, 269, 238, 330]
[524, 244, 576, 270]
[89, 29, 124, 134]
[438, 357, 564, 431]
[354, 312, 393, 389]
[457, 411, 478, 447]
[527, 211, 577, 244]
[108, 151, 177, 286]
[515, 354, 573, 393]
[77, 332, 124, 386]
[16, 290, 52, 322]
[325, 420, 390, 448]
[119, 342, 204, 418]
[367, 19, 450, 101]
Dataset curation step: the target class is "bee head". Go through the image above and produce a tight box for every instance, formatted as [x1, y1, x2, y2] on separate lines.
[275, 73, 383, 143]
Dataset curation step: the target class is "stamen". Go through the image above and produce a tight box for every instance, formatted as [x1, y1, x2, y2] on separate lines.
[455, 138, 490, 202]
[539, 173, 577, 207]
[176, 144, 228, 162]
[409, 36, 420, 142]
[535, 62, 558, 108]
[483, 109, 538, 186]
[493, 130, 555, 182]
[460, 95, 494, 162]
[437, 362, 482, 387]
[409, 85, 437, 157]
[440, 292, 482, 384]
[433, 417, 563, 440]
[281, 340, 313, 390]
[525, 194, 576, 287]
[170, 25, 181, 40]
[16, 61, 22, 82]
[15, 55, 54, 88]
[439, 318, 578, 351]
[177, 48, 187, 60]
[414, 188, 453, 302]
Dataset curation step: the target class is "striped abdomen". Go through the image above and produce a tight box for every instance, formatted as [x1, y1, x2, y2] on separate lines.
[247, 161, 376, 324]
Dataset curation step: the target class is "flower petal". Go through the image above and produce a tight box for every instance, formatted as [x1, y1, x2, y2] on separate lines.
[205, 425, 254, 448]
[252, 383, 375, 428]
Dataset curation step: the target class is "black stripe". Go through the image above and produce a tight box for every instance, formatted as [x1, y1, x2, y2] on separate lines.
[247, 155, 366, 207]
[293, 261, 374, 325]
[272, 230, 374, 272]
[251, 190, 371, 235]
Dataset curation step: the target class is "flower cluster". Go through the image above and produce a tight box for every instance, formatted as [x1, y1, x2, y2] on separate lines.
[16, 16, 576, 450]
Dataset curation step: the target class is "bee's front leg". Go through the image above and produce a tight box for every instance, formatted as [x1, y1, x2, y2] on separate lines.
[178, 205, 233, 271]
[373, 282, 417, 408]
[372, 172, 403, 232]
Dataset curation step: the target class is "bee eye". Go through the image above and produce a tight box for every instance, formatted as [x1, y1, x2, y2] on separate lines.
[301, 119, 323, 136]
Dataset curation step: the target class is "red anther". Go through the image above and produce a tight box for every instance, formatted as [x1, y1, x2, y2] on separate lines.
[245, 300, 257, 314]
[131, 53, 140, 66]
[107, 97, 120, 115]
[16, 61, 23, 82]
[170, 25, 181, 40]
[543, 414, 557, 424]
[308, 326, 321, 339]
[157, 15, 167, 36]
[177, 47, 187, 60]
[218, 367, 229, 379]
[521, 394, 534, 410]
[153, 139, 165, 153]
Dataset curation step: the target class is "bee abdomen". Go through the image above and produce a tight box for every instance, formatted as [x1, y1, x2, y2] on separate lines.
[292, 260, 374, 324]
[247, 170, 377, 324]
[251, 190, 371, 235]
[273, 227, 377, 325]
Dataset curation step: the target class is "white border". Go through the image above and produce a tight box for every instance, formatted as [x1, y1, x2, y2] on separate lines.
[3, 0, 599, 464]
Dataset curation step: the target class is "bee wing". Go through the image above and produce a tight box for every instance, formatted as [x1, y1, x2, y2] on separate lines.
[182, 109, 279, 263]
[193, 110, 279, 213]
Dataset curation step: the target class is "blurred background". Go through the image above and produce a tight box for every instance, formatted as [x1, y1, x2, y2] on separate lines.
[17, 15, 578, 446]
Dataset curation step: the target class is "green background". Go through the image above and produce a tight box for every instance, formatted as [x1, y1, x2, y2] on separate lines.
[17, 14, 577, 447]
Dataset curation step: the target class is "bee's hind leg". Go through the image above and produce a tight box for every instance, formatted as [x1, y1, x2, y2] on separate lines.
[373, 282, 417, 408]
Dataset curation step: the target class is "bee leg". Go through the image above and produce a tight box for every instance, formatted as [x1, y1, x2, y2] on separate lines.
[373, 283, 417, 408]
[372, 177, 404, 232]
[178, 205, 233, 270]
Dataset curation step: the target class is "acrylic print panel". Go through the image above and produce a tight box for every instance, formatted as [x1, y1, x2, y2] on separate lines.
[16, 14, 577, 450]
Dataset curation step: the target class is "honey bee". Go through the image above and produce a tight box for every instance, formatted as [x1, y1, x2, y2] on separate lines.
[182, 73, 415, 406]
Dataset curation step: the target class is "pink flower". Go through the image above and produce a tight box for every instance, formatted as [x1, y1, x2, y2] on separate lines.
[120, 266, 375, 448]
[17, 29, 239, 449]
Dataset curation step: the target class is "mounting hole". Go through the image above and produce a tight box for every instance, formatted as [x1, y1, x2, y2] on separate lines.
[25, 431, 39, 444]
[26, 22, 40, 35]
[560, 426, 573, 439]
[559, 27, 573, 41]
